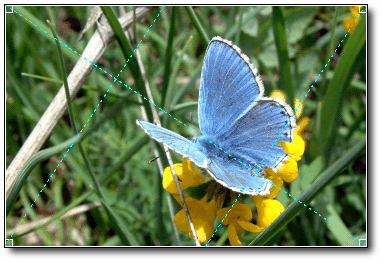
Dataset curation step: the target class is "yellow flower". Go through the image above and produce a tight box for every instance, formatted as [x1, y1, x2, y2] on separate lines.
[266, 157, 298, 183]
[163, 158, 205, 194]
[252, 196, 285, 228]
[295, 116, 310, 140]
[277, 158, 298, 182]
[264, 134, 305, 184]
[294, 99, 304, 119]
[173, 196, 217, 243]
[263, 144, 299, 196]
[263, 174, 283, 199]
[343, 6, 361, 34]
[217, 203, 263, 246]
[270, 90, 286, 102]
[280, 134, 305, 162]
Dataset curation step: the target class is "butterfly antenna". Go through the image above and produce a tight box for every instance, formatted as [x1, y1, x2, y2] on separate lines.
[148, 150, 169, 164]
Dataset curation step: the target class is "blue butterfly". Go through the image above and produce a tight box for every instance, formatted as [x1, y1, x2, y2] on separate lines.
[137, 36, 296, 195]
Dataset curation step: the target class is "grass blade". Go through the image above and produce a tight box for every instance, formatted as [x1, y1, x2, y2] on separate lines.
[272, 6, 294, 105]
[319, 15, 366, 160]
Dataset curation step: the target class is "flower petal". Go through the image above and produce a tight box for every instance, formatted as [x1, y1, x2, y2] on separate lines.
[237, 220, 264, 233]
[252, 197, 285, 228]
[295, 117, 310, 139]
[294, 98, 304, 119]
[227, 222, 242, 246]
[263, 174, 283, 199]
[174, 207, 215, 243]
[349, 6, 359, 17]
[270, 90, 287, 102]
[280, 134, 305, 161]
[217, 203, 252, 225]
[162, 159, 204, 194]
[277, 158, 299, 183]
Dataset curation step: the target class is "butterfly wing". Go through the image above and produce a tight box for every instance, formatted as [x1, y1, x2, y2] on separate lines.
[197, 37, 296, 194]
[136, 121, 272, 195]
[199, 97, 295, 195]
[136, 120, 208, 168]
[217, 97, 296, 173]
[208, 157, 273, 195]
[137, 36, 296, 196]
[198, 36, 264, 137]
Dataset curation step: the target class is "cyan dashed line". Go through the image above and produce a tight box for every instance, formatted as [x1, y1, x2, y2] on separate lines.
[5, 5, 165, 246]
[7, 5, 366, 246]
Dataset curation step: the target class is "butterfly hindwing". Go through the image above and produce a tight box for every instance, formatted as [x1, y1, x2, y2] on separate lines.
[208, 156, 273, 195]
[216, 97, 296, 171]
